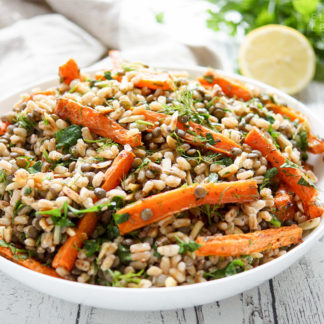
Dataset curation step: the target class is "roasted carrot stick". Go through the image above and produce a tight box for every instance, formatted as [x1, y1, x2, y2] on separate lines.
[307, 134, 324, 154]
[133, 72, 175, 91]
[133, 107, 241, 156]
[0, 246, 61, 278]
[56, 98, 141, 147]
[102, 150, 134, 191]
[198, 69, 252, 101]
[59, 59, 80, 85]
[117, 180, 259, 235]
[265, 103, 306, 124]
[195, 225, 302, 256]
[274, 185, 295, 221]
[53, 151, 134, 271]
[0, 121, 9, 136]
[245, 128, 323, 219]
[52, 211, 98, 271]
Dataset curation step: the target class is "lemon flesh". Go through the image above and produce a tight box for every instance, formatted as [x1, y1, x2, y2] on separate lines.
[239, 25, 315, 95]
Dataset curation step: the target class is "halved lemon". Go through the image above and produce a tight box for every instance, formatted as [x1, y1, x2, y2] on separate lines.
[239, 25, 315, 95]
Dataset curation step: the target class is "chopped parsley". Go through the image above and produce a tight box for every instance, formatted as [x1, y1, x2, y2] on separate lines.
[55, 124, 82, 153]
[108, 269, 144, 287]
[175, 236, 201, 254]
[113, 213, 130, 225]
[27, 161, 42, 174]
[104, 71, 113, 80]
[268, 125, 280, 148]
[23, 187, 33, 195]
[15, 113, 36, 132]
[297, 176, 315, 188]
[270, 216, 281, 227]
[207, 173, 218, 183]
[13, 199, 25, 216]
[204, 259, 246, 279]
[117, 244, 131, 264]
[260, 167, 278, 190]
[206, 133, 216, 145]
[83, 240, 101, 257]
[0, 240, 29, 260]
[203, 74, 214, 84]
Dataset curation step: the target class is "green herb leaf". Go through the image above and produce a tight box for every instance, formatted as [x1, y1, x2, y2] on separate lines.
[13, 199, 24, 216]
[15, 113, 36, 132]
[265, 115, 275, 124]
[113, 213, 130, 225]
[204, 259, 245, 279]
[270, 216, 281, 227]
[23, 187, 32, 195]
[83, 240, 101, 257]
[117, 244, 131, 264]
[0, 170, 6, 183]
[175, 236, 201, 254]
[260, 167, 278, 190]
[206, 133, 216, 145]
[203, 74, 214, 84]
[104, 71, 113, 80]
[281, 159, 301, 169]
[108, 269, 144, 287]
[55, 124, 82, 152]
[27, 161, 42, 174]
[296, 129, 308, 152]
[155, 12, 164, 24]
[297, 176, 315, 188]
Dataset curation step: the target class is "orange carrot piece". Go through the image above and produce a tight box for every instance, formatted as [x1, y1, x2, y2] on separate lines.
[307, 134, 324, 154]
[117, 180, 259, 235]
[245, 128, 324, 219]
[59, 59, 80, 85]
[265, 103, 306, 124]
[56, 98, 141, 147]
[102, 150, 134, 191]
[52, 211, 98, 271]
[133, 72, 175, 91]
[133, 107, 240, 156]
[195, 225, 302, 256]
[27, 90, 55, 101]
[198, 70, 252, 101]
[0, 246, 61, 278]
[0, 121, 9, 136]
[274, 185, 295, 222]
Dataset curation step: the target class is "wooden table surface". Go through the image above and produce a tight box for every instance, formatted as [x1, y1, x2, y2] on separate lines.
[1, 82, 323, 324]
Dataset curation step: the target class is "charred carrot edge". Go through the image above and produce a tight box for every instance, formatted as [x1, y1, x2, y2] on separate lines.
[195, 225, 302, 256]
[133, 72, 175, 91]
[133, 107, 240, 156]
[102, 150, 135, 191]
[117, 180, 259, 235]
[307, 134, 324, 154]
[265, 103, 306, 124]
[52, 211, 97, 271]
[0, 246, 61, 278]
[59, 59, 80, 85]
[56, 98, 141, 147]
[274, 185, 295, 222]
[0, 121, 9, 136]
[198, 69, 252, 101]
[245, 128, 324, 219]
[53, 151, 134, 271]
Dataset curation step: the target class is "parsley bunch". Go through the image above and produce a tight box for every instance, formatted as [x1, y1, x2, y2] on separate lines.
[206, 0, 324, 80]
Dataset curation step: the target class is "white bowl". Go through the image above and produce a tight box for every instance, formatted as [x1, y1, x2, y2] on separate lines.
[0, 66, 323, 311]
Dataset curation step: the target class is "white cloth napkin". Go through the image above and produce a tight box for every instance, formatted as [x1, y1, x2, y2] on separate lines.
[0, 0, 228, 98]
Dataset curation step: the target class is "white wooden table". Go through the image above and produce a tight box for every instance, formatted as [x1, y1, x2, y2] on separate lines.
[1, 82, 324, 324]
